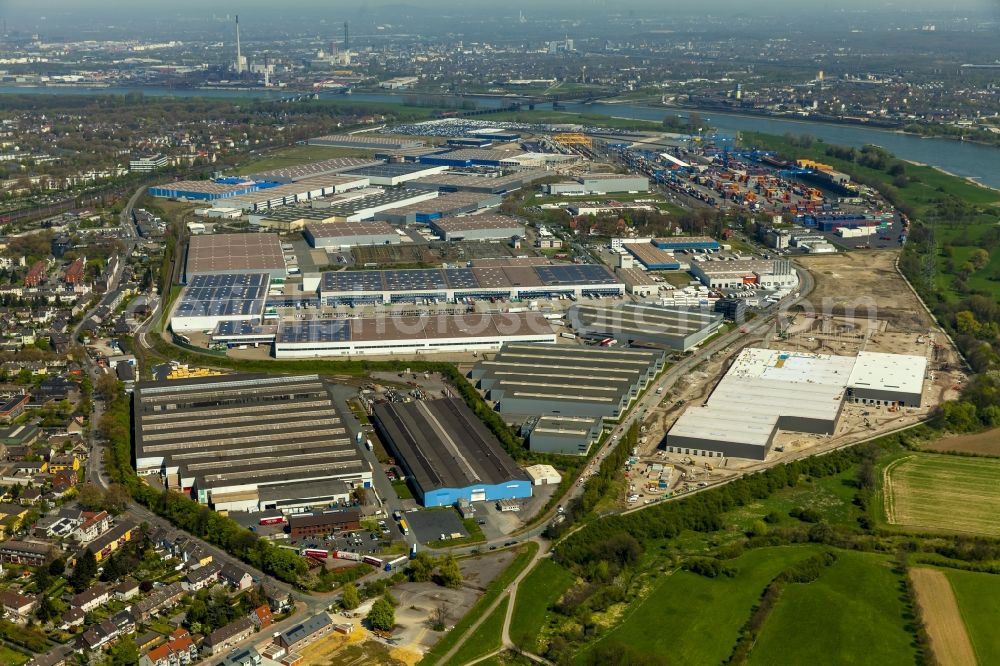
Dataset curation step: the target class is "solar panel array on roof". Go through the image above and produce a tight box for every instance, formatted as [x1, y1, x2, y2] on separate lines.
[319, 263, 622, 298]
[535, 264, 617, 286]
[443, 268, 479, 289]
[175, 273, 269, 318]
[214, 320, 260, 335]
[322, 271, 385, 292]
[383, 269, 448, 291]
[276, 320, 351, 344]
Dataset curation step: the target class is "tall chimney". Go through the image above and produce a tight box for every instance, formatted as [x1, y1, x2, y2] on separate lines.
[235, 15, 243, 74]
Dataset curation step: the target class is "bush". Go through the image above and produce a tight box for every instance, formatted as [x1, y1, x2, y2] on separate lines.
[685, 557, 737, 578]
[789, 506, 822, 523]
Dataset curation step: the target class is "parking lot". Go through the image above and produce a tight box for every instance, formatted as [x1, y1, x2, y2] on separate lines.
[405, 509, 468, 543]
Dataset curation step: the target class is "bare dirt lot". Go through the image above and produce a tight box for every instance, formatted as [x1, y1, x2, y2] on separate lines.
[797, 250, 934, 332]
[909, 567, 976, 666]
[921, 427, 1000, 456]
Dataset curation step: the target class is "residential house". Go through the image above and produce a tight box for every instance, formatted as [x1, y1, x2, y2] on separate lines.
[131, 582, 184, 622]
[73, 511, 111, 543]
[47, 455, 78, 473]
[71, 583, 110, 613]
[57, 607, 85, 630]
[0, 539, 51, 566]
[139, 628, 198, 666]
[28, 376, 77, 406]
[0, 590, 37, 622]
[113, 579, 140, 602]
[19, 487, 41, 506]
[89, 519, 137, 562]
[14, 460, 46, 476]
[0, 503, 30, 538]
[250, 604, 273, 630]
[277, 613, 334, 652]
[33, 513, 81, 539]
[219, 564, 253, 591]
[52, 470, 78, 493]
[172, 537, 213, 567]
[202, 616, 255, 656]
[25, 645, 74, 666]
[182, 562, 221, 592]
[262, 584, 292, 613]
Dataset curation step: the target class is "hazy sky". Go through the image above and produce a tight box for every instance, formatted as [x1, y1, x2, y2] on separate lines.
[1, 0, 996, 38]
[1, 0, 996, 16]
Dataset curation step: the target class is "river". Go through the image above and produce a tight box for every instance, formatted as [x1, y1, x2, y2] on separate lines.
[3, 85, 999, 188]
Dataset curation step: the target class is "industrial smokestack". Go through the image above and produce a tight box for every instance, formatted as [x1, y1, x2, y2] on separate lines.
[235, 15, 244, 74]
[344, 21, 349, 51]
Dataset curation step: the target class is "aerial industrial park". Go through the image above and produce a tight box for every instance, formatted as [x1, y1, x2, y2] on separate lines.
[0, 2, 998, 666]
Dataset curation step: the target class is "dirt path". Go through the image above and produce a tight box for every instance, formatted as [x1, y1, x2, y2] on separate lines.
[909, 568, 977, 666]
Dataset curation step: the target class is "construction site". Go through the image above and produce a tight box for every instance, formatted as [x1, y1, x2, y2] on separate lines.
[612, 249, 968, 509]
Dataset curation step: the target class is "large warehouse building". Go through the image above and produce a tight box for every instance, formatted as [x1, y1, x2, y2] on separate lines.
[546, 173, 649, 195]
[690, 258, 798, 289]
[373, 191, 502, 224]
[303, 188, 439, 222]
[304, 221, 400, 248]
[319, 264, 624, 305]
[428, 215, 524, 241]
[185, 233, 287, 281]
[132, 374, 371, 512]
[470, 343, 666, 420]
[170, 272, 269, 333]
[405, 171, 548, 195]
[372, 398, 532, 507]
[244, 158, 381, 184]
[273, 312, 556, 358]
[339, 163, 448, 186]
[521, 414, 602, 456]
[622, 242, 682, 271]
[569, 303, 724, 351]
[653, 236, 721, 251]
[666, 348, 928, 460]
[307, 134, 425, 150]
[149, 180, 258, 201]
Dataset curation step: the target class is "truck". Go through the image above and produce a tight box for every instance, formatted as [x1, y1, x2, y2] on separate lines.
[399, 518, 410, 535]
[259, 516, 286, 526]
[384, 555, 409, 572]
[356, 432, 363, 444]
[362, 555, 384, 568]
[560, 332, 577, 339]
[409, 543, 418, 559]
[303, 548, 329, 560]
[365, 438, 374, 452]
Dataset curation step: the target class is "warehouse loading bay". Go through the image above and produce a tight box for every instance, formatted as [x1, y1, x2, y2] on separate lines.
[596, 250, 968, 510]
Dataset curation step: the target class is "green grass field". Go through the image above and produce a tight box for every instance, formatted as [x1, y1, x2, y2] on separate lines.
[945, 568, 1000, 664]
[447, 596, 509, 665]
[576, 546, 823, 665]
[725, 467, 861, 533]
[884, 453, 1000, 536]
[748, 551, 917, 666]
[0, 646, 29, 666]
[509, 560, 577, 652]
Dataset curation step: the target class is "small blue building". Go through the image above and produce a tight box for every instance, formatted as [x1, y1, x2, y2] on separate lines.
[372, 398, 532, 508]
